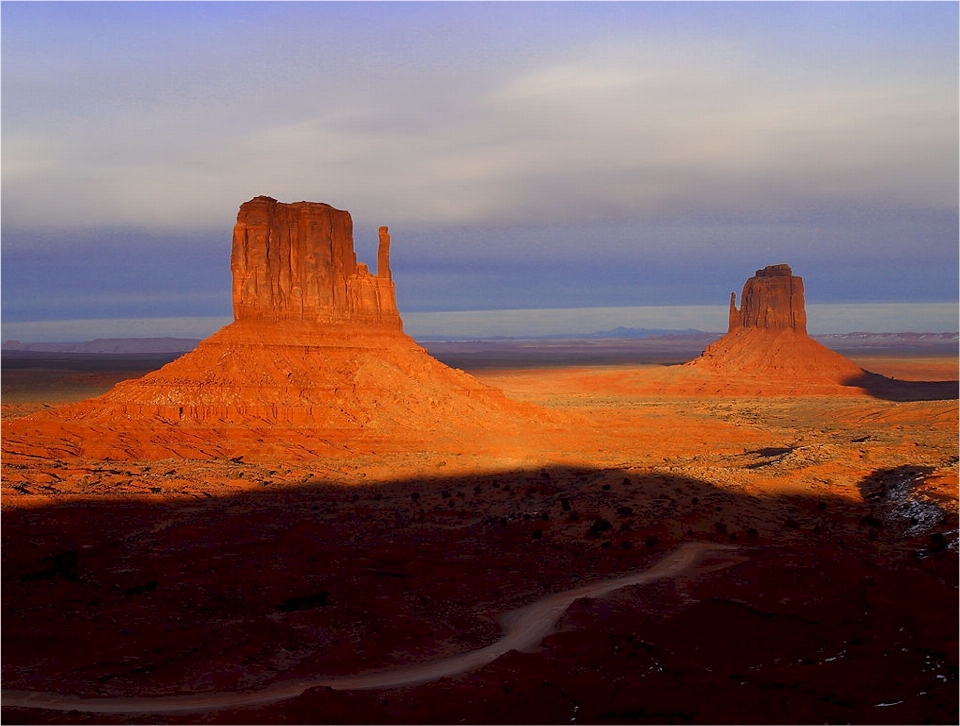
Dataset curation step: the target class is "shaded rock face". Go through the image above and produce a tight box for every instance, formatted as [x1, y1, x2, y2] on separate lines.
[231, 196, 400, 329]
[729, 264, 807, 334]
[689, 263, 863, 384]
[1, 196, 554, 461]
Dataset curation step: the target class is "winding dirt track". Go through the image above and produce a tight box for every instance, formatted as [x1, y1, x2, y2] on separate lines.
[2, 542, 742, 714]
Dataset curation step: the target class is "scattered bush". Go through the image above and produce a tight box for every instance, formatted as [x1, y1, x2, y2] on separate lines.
[588, 518, 613, 536]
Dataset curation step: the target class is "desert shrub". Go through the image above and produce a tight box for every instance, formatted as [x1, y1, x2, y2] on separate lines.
[645, 535, 658, 548]
[561, 497, 571, 512]
[621, 540, 632, 549]
[588, 518, 613, 536]
[747, 528, 759, 539]
[532, 529, 542, 539]
[616, 506, 634, 517]
[568, 511, 580, 522]
[601, 541, 612, 549]
[601, 483, 611, 491]
[410, 492, 420, 502]
[441, 490, 451, 499]
[714, 521, 727, 535]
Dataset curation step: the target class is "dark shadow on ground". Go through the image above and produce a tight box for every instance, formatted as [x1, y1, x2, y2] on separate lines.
[2, 465, 957, 725]
[844, 370, 958, 402]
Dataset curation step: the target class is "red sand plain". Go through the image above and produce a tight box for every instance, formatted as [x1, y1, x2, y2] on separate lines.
[1, 351, 957, 724]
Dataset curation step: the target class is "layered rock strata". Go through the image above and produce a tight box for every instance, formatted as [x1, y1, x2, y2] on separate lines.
[3, 197, 549, 461]
[727, 264, 806, 333]
[231, 196, 400, 328]
[689, 264, 863, 383]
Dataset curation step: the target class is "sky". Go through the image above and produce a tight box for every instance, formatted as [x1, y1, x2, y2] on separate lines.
[3, 2, 958, 341]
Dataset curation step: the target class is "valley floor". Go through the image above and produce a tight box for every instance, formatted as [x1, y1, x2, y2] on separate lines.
[2, 353, 957, 724]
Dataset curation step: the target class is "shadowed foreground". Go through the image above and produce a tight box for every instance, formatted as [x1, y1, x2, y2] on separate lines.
[2, 464, 956, 725]
[2, 543, 741, 713]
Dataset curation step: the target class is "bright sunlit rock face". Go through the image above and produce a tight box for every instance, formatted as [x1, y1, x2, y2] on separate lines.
[728, 264, 807, 334]
[231, 196, 401, 329]
[691, 264, 862, 384]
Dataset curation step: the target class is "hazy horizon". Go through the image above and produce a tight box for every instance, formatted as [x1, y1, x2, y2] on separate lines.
[3, 3, 957, 335]
[3, 301, 957, 345]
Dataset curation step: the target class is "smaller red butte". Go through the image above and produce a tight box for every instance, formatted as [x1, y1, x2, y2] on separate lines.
[728, 263, 807, 333]
[689, 264, 863, 384]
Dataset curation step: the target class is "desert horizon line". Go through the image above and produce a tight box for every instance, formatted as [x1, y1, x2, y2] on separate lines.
[2, 302, 957, 344]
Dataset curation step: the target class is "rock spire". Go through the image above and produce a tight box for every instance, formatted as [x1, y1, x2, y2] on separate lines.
[1, 196, 552, 461]
[231, 196, 400, 328]
[688, 263, 863, 384]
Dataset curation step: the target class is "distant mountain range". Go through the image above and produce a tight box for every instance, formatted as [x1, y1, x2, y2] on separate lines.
[2, 337, 201, 355]
[415, 327, 712, 342]
[2, 330, 956, 355]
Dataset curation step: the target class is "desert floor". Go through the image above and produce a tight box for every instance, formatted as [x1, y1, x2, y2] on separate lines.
[1, 351, 957, 724]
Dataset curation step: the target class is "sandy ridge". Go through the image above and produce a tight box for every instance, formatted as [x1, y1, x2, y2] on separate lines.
[2, 542, 742, 714]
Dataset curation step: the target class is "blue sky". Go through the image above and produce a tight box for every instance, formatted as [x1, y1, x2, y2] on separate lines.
[3, 2, 958, 340]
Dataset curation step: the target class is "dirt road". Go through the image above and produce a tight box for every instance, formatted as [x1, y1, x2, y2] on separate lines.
[2, 542, 741, 714]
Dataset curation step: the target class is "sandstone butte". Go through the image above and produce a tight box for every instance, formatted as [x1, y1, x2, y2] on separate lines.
[686, 264, 865, 383]
[3, 197, 556, 462]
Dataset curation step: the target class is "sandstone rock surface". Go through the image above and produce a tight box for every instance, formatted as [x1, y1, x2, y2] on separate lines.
[728, 264, 806, 333]
[3, 197, 559, 461]
[231, 196, 400, 329]
[689, 264, 863, 384]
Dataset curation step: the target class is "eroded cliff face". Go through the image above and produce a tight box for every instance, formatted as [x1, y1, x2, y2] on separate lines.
[728, 264, 807, 334]
[1, 196, 555, 461]
[231, 196, 400, 329]
[691, 263, 862, 383]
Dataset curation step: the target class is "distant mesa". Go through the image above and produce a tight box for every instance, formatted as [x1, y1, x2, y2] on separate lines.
[689, 264, 865, 384]
[727, 263, 806, 333]
[4, 197, 548, 461]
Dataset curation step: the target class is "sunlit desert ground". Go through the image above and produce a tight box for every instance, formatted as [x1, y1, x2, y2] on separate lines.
[2, 351, 957, 724]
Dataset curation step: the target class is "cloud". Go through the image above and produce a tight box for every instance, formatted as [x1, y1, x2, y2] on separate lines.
[2, 3, 956, 323]
[3, 10, 955, 234]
